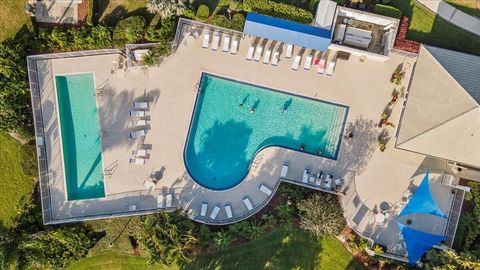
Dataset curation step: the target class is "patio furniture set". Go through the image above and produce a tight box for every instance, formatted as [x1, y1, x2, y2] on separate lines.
[129, 101, 151, 165]
[202, 31, 240, 54]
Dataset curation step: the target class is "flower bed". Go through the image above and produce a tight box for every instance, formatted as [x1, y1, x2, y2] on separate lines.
[393, 16, 420, 53]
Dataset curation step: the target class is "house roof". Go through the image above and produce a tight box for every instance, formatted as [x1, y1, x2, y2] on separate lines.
[314, 0, 337, 30]
[244, 13, 332, 51]
[396, 45, 480, 167]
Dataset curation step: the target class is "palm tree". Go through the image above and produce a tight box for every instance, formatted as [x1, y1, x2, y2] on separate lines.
[147, 0, 185, 18]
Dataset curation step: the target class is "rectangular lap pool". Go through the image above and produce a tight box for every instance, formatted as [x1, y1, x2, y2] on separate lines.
[184, 73, 349, 190]
[55, 73, 105, 200]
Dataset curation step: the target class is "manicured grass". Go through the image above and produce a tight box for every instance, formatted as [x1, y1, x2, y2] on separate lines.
[0, 0, 33, 42]
[0, 133, 33, 227]
[445, 0, 480, 18]
[96, 0, 151, 25]
[69, 227, 363, 270]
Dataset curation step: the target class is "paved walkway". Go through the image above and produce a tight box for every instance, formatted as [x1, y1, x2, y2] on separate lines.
[416, 0, 480, 36]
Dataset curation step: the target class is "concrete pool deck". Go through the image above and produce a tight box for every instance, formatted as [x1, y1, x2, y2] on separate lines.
[31, 23, 459, 255]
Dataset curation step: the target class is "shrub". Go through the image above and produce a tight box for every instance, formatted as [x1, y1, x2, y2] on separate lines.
[196, 4, 210, 21]
[309, 0, 320, 12]
[334, 0, 347, 6]
[243, 0, 313, 24]
[20, 141, 38, 177]
[113, 16, 146, 46]
[213, 231, 235, 250]
[373, 4, 402, 19]
[196, 225, 214, 248]
[212, 14, 246, 31]
[13, 195, 43, 234]
[145, 16, 178, 42]
[297, 194, 345, 238]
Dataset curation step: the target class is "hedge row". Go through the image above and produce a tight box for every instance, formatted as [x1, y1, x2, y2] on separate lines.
[243, 0, 313, 24]
[373, 4, 402, 19]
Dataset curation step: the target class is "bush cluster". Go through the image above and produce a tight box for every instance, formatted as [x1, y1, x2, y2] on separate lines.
[20, 141, 38, 177]
[145, 16, 178, 42]
[113, 16, 146, 46]
[373, 4, 402, 19]
[243, 0, 314, 24]
[196, 4, 210, 21]
[36, 25, 113, 52]
[212, 13, 246, 31]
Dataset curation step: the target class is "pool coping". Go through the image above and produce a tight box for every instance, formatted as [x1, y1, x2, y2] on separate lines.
[182, 72, 350, 191]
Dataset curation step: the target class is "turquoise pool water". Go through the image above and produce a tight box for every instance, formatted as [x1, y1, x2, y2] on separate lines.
[55, 73, 105, 200]
[184, 73, 348, 190]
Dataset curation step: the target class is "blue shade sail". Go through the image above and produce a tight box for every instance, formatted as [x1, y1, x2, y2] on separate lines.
[244, 13, 332, 51]
[397, 221, 446, 265]
[398, 171, 448, 219]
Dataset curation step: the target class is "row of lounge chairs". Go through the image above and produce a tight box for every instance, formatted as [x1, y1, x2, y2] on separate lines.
[202, 32, 239, 54]
[280, 164, 343, 191]
[157, 193, 173, 208]
[199, 184, 274, 220]
[129, 101, 151, 165]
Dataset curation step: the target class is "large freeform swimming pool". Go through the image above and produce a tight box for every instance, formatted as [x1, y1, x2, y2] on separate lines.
[184, 73, 348, 190]
[55, 73, 105, 200]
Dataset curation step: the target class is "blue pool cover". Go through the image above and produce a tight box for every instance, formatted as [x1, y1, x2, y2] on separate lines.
[244, 13, 332, 51]
[398, 171, 448, 219]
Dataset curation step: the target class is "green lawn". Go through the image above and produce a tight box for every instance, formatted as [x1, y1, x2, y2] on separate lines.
[0, 133, 33, 227]
[68, 228, 363, 270]
[0, 0, 33, 42]
[391, 0, 480, 56]
[445, 0, 480, 18]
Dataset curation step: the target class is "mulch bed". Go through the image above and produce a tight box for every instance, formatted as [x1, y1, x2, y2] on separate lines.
[393, 16, 420, 54]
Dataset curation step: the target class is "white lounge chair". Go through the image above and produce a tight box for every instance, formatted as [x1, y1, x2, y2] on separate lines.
[132, 149, 149, 157]
[202, 33, 210, 48]
[129, 130, 146, 139]
[157, 194, 164, 208]
[271, 51, 280, 66]
[263, 49, 271, 64]
[225, 204, 233, 218]
[291, 55, 301, 70]
[326, 58, 336, 76]
[302, 169, 309, 183]
[259, 184, 272, 196]
[253, 45, 263, 61]
[304, 55, 313, 70]
[286, 44, 293, 58]
[317, 53, 327, 74]
[129, 110, 148, 117]
[132, 119, 148, 127]
[200, 203, 208, 216]
[210, 205, 220, 219]
[129, 205, 137, 211]
[193, 30, 200, 39]
[308, 176, 315, 184]
[211, 33, 220, 51]
[133, 102, 150, 109]
[222, 35, 230, 52]
[280, 164, 289, 178]
[130, 158, 146, 165]
[315, 177, 322, 187]
[243, 197, 253, 211]
[324, 174, 333, 189]
[246, 46, 254, 60]
[166, 194, 172, 207]
[230, 39, 238, 54]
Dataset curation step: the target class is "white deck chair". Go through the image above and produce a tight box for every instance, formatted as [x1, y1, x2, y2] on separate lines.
[317, 53, 327, 74]
[132, 119, 148, 127]
[130, 158, 146, 165]
[259, 184, 272, 196]
[253, 45, 263, 61]
[202, 33, 210, 48]
[315, 177, 322, 187]
[308, 176, 315, 184]
[263, 49, 271, 64]
[211, 33, 220, 51]
[304, 55, 313, 70]
[243, 197, 253, 211]
[280, 164, 289, 178]
[286, 44, 293, 58]
[210, 205, 220, 219]
[230, 39, 238, 54]
[193, 30, 200, 39]
[200, 203, 208, 216]
[132, 149, 148, 157]
[302, 169, 309, 183]
[166, 194, 172, 207]
[133, 102, 150, 109]
[291, 55, 301, 70]
[271, 51, 280, 66]
[324, 174, 333, 189]
[222, 35, 230, 52]
[129, 130, 146, 139]
[129, 110, 148, 117]
[246, 46, 254, 60]
[157, 194, 164, 208]
[326, 58, 337, 76]
[129, 205, 137, 211]
[225, 204, 233, 218]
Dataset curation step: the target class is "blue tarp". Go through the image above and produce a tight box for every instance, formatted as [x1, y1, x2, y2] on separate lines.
[244, 13, 332, 51]
[397, 222, 446, 265]
[398, 171, 448, 219]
